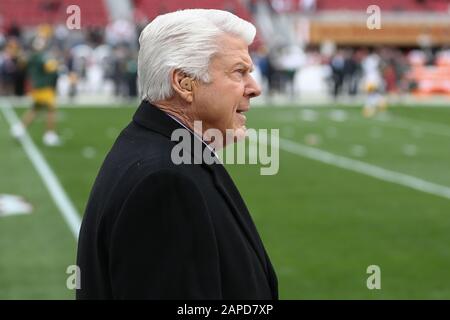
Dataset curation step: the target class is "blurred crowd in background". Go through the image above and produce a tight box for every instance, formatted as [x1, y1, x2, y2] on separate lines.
[0, 21, 140, 99]
[1, 0, 450, 102]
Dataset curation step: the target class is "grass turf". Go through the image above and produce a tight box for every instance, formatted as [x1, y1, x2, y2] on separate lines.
[1, 104, 449, 299]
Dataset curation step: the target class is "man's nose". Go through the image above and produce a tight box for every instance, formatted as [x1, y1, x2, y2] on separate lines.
[245, 75, 262, 98]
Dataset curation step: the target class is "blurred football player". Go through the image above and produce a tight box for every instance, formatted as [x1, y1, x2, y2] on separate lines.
[362, 51, 387, 118]
[11, 35, 60, 146]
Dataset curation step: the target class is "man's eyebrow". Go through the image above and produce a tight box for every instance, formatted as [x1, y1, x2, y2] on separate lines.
[232, 62, 254, 72]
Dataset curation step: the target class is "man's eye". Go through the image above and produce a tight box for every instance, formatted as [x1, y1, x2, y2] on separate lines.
[235, 69, 246, 74]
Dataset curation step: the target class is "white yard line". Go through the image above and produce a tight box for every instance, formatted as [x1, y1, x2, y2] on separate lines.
[0, 103, 81, 239]
[272, 136, 450, 200]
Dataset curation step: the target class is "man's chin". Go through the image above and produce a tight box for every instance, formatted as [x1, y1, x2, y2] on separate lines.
[233, 126, 247, 143]
[207, 126, 247, 150]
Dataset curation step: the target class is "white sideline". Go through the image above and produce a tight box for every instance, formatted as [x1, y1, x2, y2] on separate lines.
[273, 136, 450, 201]
[0, 103, 81, 239]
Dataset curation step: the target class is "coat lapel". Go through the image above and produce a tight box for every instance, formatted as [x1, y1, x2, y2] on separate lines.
[207, 163, 268, 272]
[207, 163, 278, 299]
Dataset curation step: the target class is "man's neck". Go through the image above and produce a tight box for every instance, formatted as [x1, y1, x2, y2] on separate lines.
[152, 99, 223, 154]
[153, 100, 195, 133]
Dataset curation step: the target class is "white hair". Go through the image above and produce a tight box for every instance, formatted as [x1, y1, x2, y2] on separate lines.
[137, 9, 256, 102]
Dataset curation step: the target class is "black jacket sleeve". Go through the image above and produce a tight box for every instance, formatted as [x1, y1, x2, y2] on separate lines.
[108, 169, 222, 299]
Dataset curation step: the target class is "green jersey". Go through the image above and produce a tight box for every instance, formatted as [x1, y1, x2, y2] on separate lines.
[27, 52, 58, 89]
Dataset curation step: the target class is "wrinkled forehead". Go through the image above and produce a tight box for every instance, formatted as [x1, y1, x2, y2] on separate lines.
[211, 34, 253, 67]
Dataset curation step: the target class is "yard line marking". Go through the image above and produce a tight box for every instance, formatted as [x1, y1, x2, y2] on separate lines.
[0, 103, 81, 239]
[267, 135, 450, 200]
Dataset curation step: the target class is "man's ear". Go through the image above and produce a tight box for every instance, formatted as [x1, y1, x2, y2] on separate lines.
[180, 77, 192, 91]
[172, 70, 195, 103]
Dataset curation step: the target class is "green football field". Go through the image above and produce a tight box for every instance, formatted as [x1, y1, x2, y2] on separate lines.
[1, 102, 450, 299]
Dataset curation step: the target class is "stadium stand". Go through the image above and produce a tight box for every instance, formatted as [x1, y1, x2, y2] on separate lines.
[315, 0, 449, 12]
[0, 0, 109, 27]
[133, 0, 253, 21]
[267, 0, 450, 12]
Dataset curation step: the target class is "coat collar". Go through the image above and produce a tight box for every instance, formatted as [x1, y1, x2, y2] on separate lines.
[133, 100, 216, 166]
[132, 100, 182, 140]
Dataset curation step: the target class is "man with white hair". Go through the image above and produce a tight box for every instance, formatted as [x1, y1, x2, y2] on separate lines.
[77, 9, 278, 300]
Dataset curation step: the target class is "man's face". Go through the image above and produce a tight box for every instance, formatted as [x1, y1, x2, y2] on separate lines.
[191, 34, 261, 147]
